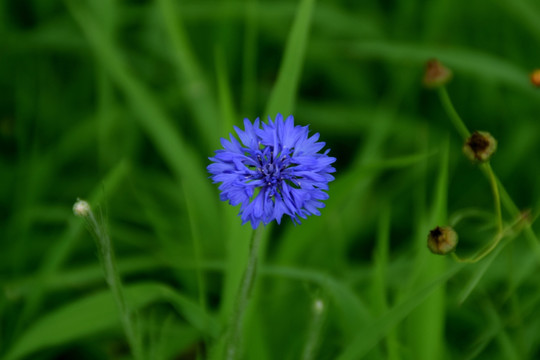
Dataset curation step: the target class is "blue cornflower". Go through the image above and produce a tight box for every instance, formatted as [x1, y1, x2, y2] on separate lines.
[207, 114, 336, 229]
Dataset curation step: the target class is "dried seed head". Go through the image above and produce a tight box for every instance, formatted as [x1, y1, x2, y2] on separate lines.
[73, 199, 91, 218]
[530, 69, 540, 87]
[423, 59, 453, 88]
[427, 226, 458, 255]
[463, 131, 497, 163]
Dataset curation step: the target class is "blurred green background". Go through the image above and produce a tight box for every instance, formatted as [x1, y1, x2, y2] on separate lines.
[2, 0, 540, 359]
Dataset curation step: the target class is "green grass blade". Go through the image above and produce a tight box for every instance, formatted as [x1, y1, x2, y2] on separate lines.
[156, 0, 220, 146]
[457, 245, 504, 305]
[6, 282, 219, 360]
[348, 41, 538, 96]
[497, 0, 540, 42]
[215, 47, 237, 134]
[19, 160, 130, 328]
[241, 0, 258, 115]
[404, 137, 449, 360]
[336, 264, 464, 360]
[214, 42, 253, 329]
[371, 206, 400, 359]
[65, 0, 219, 247]
[265, 0, 316, 117]
[261, 265, 372, 338]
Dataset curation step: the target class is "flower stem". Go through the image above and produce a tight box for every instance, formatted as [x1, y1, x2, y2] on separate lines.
[437, 86, 505, 258]
[225, 226, 264, 360]
[451, 232, 504, 263]
[437, 86, 471, 140]
[451, 210, 527, 263]
[301, 298, 326, 360]
[482, 163, 504, 234]
[80, 204, 143, 360]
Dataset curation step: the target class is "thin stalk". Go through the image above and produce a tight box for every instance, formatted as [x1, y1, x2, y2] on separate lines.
[437, 86, 470, 140]
[452, 233, 504, 264]
[437, 86, 505, 257]
[452, 211, 526, 263]
[74, 200, 143, 360]
[183, 184, 207, 312]
[301, 298, 326, 360]
[225, 226, 264, 360]
[183, 184, 208, 354]
[482, 163, 504, 234]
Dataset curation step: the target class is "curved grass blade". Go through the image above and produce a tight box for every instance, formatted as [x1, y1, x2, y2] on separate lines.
[261, 265, 372, 338]
[65, 0, 220, 257]
[347, 41, 538, 97]
[156, 0, 220, 147]
[18, 160, 130, 328]
[5, 282, 219, 360]
[336, 264, 464, 360]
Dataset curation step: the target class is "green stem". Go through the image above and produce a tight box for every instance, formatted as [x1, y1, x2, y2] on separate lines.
[452, 233, 504, 263]
[451, 210, 525, 263]
[183, 184, 208, 354]
[437, 86, 505, 259]
[183, 185, 207, 312]
[85, 207, 143, 360]
[225, 226, 264, 360]
[301, 299, 326, 360]
[482, 163, 504, 234]
[437, 86, 470, 140]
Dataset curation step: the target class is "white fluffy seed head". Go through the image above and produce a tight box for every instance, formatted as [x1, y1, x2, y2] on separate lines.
[73, 199, 91, 217]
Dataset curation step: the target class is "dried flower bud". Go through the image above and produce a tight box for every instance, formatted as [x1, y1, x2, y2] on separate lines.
[423, 59, 453, 88]
[463, 131, 497, 163]
[73, 199, 91, 217]
[530, 69, 540, 87]
[427, 226, 458, 255]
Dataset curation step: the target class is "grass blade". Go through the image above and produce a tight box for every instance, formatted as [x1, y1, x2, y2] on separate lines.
[337, 264, 464, 360]
[265, 0, 316, 116]
[65, 0, 220, 250]
[6, 282, 219, 360]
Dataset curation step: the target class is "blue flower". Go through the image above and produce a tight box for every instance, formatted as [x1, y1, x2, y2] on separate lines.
[207, 114, 336, 229]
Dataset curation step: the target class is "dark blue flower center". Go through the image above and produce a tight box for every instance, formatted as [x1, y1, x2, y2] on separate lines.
[251, 146, 299, 192]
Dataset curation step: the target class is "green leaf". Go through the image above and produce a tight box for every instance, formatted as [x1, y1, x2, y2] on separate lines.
[65, 0, 220, 261]
[347, 41, 539, 97]
[265, 0, 316, 117]
[156, 0, 220, 146]
[337, 264, 464, 360]
[261, 265, 372, 338]
[5, 282, 219, 360]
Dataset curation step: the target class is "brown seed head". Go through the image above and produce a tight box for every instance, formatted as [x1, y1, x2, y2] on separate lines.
[530, 69, 540, 87]
[427, 226, 458, 255]
[463, 131, 497, 163]
[423, 59, 453, 88]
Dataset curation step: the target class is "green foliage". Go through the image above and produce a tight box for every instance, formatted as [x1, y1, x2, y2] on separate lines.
[2, 0, 540, 359]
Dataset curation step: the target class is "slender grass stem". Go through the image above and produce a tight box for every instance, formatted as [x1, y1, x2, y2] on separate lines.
[225, 226, 264, 360]
[482, 163, 504, 234]
[451, 233, 504, 264]
[452, 211, 526, 263]
[74, 200, 143, 360]
[437, 81, 537, 265]
[183, 184, 208, 354]
[301, 298, 326, 360]
[437, 87, 471, 140]
[437, 86, 505, 260]
[183, 185, 207, 312]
